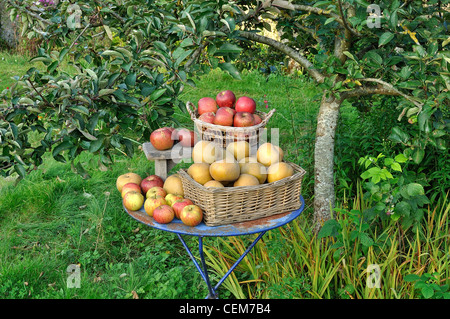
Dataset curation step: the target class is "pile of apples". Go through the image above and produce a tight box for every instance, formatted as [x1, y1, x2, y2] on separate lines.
[150, 126, 197, 151]
[197, 90, 262, 127]
[187, 140, 294, 188]
[117, 172, 203, 227]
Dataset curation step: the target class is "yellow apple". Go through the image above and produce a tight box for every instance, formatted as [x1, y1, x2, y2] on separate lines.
[187, 163, 212, 185]
[123, 190, 144, 211]
[256, 143, 283, 166]
[226, 141, 250, 161]
[215, 148, 236, 163]
[163, 174, 184, 196]
[116, 173, 142, 193]
[240, 162, 267, 184]
[144, 196, 166, 217]
[121, 183, 142, 198]
[165, 193, 184, 206]
[192, 140, 217, 164]
[203, 180, 225, 188]
[238, 156, 258, 169]
[267, 162, 294, 183]
[233, 174, 260, 187]
[209, 159, 240, 182]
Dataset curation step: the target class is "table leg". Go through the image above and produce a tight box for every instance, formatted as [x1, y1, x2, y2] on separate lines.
[177, 231, 267, 299]
[177, 234, 218, 299]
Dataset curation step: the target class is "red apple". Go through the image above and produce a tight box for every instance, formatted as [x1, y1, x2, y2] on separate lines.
[150, 127, 174, 151]
[172, 198, 194, 219]
[180, 204, 203, 227]
[234, 112, 255, 127]
[144, 196, 167, 217]
[121, 183, 142, 198]
[253, 114, 262, 125]
[123, 191, 145, 211]
[198, 112, 216, 124]
[198, 97, 218, 115]
[235, 96, 256, 114]
[177, 128, 197, 147]
[214, 107, 235, 126]
[165, 193, 184, 206]
[153, 204, 175, 224]
[216, 90, 236, 108]
[141, 175, 164, 195]
[146, 186, 167, 199]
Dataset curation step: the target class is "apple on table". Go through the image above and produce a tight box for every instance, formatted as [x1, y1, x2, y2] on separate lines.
[121, 183, 142, 198]
[180, 204, 203, 227]
[140, 175, 164, 195]
[165, 193, 184, 206]
[153, 205, 175, 224]
[123, 190, 145, 211]
[172, 198, 194, 219]
[144, 196, 167, 217]
[146, 186, 167, 199]
[116, 172, 142, 193]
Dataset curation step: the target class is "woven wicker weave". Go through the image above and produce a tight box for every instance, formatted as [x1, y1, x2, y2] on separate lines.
[187, 101, 276, 148]
[178, 162, 306, 226]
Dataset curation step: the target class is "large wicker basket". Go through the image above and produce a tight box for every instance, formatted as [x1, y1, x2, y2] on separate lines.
[187, 101, 275, 148]
[178, 162, 306, 226]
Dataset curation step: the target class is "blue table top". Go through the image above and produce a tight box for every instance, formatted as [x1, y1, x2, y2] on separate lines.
[124, 196, 305, 237]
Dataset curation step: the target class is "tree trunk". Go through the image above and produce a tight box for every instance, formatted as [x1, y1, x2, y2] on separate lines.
[0, 2, 17, 49]
[313, 92, 342, 232]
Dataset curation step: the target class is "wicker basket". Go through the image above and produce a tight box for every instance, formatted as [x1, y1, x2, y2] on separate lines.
[178, 162, 306, 226]
[187, 101, 276, 148]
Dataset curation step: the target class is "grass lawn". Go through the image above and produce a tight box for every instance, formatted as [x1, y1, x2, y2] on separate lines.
[0, 51, 320, 299]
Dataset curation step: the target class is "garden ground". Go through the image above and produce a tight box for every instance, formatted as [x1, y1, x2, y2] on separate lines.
[1, 51, 449, 299]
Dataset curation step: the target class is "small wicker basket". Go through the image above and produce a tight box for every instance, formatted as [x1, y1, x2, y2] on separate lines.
[178, 162, 306, 226]
[187, 101, 276, 148]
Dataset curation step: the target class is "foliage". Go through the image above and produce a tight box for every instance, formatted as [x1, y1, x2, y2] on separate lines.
[404, 272, 450, 299]
[358, 152, 429, 231]
[0, 0, 244, 178]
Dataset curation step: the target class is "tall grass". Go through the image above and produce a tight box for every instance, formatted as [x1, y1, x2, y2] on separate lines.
[205, 191, 450, 299]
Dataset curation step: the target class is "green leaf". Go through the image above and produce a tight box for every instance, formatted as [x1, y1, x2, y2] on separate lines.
[379, 32, 395, 47]
[14, 164, 27, 178]
[218, 62, 241, 80]
[395, 201, 411, 216]
[215, 43, 243, 55]
[422, 286, 434, 299]
[52, 141, 72, 157]
[403, 274, 421, 282]
[59, 47, 70, 62]
[89, 135, 105, 153]
[407, 183, 425, 196]
[125, 73, 137, 87]
[359, 232, 374, 247]
[412, 148, 425, 164]
[317, 219, 340, 239]
[150, 88, 167, 101]
[391, 162, 402, 172]
[394, 153, 408, 163]
[389, 127, 409, 144]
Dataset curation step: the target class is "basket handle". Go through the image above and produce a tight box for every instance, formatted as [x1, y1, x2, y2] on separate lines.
[186, 101, 197, 120]
[260, 108, 276, 126]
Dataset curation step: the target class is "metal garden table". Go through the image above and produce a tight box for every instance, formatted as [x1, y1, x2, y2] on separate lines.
[124, 195, 305, 299]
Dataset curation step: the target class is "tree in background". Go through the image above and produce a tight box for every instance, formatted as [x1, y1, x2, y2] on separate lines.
[1, 0, 449, 229]
[0, 1, 18, 49]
